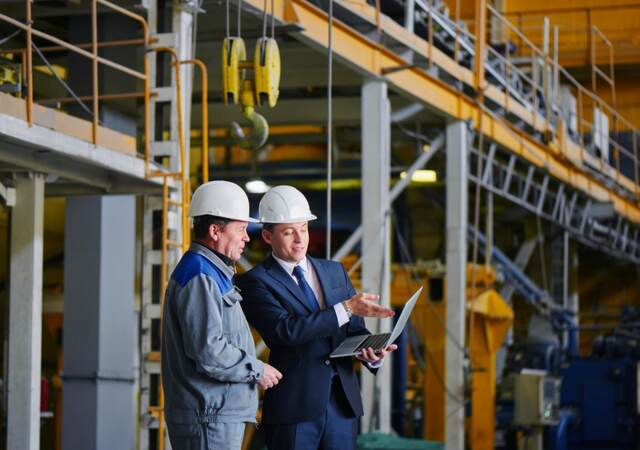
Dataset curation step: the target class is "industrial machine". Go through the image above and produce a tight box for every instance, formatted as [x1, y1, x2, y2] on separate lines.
[496, 313, 640, 450]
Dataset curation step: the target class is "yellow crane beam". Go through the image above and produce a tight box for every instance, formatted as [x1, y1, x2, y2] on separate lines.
[245, 0, 640, 224]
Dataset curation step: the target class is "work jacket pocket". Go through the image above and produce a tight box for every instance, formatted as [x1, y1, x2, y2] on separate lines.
[221, 289, 247, 335]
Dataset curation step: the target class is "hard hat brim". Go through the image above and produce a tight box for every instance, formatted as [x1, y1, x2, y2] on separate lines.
[189, 211, 260, 223]
[260, 213, 317, 224]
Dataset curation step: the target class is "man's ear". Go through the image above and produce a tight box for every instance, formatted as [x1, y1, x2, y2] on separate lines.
[209, 223, 219, 242]
[261, 228, 272, 245]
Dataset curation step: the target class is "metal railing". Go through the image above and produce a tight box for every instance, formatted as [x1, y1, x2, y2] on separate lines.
[482, 5, 639, 197]
[0, 0, 150, 157]
[370, 0, 640, 198]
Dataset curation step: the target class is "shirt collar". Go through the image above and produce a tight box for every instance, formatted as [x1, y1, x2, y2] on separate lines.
[189, 242, 235, 279]
[272, 253, 308, 276]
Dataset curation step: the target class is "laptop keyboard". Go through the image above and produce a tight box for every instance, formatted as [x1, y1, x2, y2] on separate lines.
[355, 333, 391, 352]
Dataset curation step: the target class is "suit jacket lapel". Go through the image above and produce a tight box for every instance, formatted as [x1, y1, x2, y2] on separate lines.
[264, 255, 314, 313]
[308, 257, 336, 308]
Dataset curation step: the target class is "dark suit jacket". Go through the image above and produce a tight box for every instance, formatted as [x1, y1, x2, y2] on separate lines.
[236, 255, 372, 425]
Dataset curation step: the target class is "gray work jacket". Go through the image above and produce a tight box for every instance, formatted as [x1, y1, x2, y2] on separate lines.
[161, 243, 264, 425]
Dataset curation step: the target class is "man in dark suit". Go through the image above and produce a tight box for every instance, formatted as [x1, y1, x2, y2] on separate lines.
[237, 185, 397, 450]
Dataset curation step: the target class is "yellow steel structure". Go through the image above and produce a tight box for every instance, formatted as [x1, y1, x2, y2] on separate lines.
[421, 265, 512, 447]
[244, 0, 640, 226]
[468, 289, 514, 450]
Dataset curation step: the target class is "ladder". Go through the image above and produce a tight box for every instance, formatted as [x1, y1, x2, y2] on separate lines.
[139, 1, 194, 449]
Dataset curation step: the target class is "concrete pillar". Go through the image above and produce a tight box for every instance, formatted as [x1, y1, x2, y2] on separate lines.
[445, 121, 468, 450]
[361, 79, 392, 433]
[7, 173, 45, 450]
[62, 196, 135, 450]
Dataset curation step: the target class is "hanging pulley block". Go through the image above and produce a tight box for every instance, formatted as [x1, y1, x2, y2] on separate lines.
[222, 37, 247, 105]
[254, 37, 281, 108]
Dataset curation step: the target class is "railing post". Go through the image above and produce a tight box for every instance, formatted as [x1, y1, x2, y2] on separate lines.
[474, 0, 487, 91]
[25, 0, 32, 126]
[91, 0, 99, 145]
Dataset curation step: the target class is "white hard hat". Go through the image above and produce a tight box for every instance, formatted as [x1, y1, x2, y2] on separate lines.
[259, 185, 317, 224]
[188, 180, 259, 222]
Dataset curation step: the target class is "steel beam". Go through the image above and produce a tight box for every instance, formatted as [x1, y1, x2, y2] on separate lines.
[360, 79, 392, 433]
[7, 173, 44, 450]
[241, 0, 640, 226]
[445, 121, 468, 450]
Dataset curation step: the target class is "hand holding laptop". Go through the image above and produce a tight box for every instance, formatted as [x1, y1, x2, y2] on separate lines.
[331, 287, 424, 358]
[343, 293, 395, 318]
[355, 344, 398, 363]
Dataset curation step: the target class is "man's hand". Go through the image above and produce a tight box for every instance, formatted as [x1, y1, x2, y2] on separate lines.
[258, 363, 282, 390]
[355, 344, 398, 364]
[344, 293, 395, 318]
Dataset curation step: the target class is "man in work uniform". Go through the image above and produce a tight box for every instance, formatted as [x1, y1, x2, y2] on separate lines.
[161, 180, 282, 450]
[237, 185, 397, 450]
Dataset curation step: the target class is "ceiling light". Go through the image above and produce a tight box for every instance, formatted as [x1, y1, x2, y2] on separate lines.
[400, 169, 437, 183]
[245, 179, 270, 194]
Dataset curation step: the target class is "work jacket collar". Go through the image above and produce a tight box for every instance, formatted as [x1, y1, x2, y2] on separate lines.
[189, 242, 235, 279]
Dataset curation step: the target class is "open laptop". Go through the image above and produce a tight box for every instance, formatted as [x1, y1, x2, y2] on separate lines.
[330, 286, 423, 358]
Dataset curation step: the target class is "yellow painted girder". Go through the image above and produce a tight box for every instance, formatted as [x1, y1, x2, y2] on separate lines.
[247, 0, 640, 224]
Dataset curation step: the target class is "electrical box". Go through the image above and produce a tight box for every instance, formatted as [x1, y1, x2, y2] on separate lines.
[514, 370, 561, 426]
[593, 107, 610, 162]
[559, 85, 577, 137]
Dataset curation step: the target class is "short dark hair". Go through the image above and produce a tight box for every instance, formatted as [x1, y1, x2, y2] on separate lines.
[193, 215, 231, 240]
[262, 223, 274, 232]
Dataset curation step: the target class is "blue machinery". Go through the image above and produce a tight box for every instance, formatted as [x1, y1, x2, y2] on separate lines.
[387, 229, 639, 448]
[475, 228, 638, 449]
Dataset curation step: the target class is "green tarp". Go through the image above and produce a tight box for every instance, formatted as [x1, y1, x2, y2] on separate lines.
[357, 433, 444, 450]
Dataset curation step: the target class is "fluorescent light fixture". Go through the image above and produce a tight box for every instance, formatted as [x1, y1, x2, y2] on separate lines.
[400, 169, 437, 183]
[245, 179, 270, 194]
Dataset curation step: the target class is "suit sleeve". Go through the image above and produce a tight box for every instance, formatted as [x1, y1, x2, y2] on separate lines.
[175, 275, 264, 383]
[340, 264, 370, 338]
[238, 273, 341, 347]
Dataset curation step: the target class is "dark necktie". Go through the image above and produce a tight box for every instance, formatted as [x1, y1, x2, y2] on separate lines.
[292, 265, 319, 312]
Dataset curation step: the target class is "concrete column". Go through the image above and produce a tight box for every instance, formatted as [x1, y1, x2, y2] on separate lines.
[445, 121, 468, 450]
[62, 196, 135, 450]
[7, 173, 45, 450]
[361, 79, 392, 433]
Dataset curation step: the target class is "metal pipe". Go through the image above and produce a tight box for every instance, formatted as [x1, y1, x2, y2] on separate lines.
[39, 92, 148, 105]
[180, 59, 209, 183]
[92, 0, 99, 145]
[1, 38, 148, 55]
[473, 0, 487, 91]
[159, 176, 169, 450]
[25, 0, 32, 126]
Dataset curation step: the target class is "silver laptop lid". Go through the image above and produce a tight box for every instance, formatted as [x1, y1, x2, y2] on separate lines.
[388, 286, 423, 344]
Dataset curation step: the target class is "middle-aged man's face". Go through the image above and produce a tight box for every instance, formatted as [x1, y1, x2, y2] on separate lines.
[262, 221, 309, 263]
[211, 220, 250, 261]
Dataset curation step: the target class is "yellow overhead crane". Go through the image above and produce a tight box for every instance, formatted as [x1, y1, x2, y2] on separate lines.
[222, 0, 281, 150]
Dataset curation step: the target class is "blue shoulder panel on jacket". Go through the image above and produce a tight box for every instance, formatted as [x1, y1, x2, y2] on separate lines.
[172, 252, 232, 293]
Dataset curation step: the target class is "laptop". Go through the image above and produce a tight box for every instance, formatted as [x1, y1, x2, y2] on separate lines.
[330, 286, 423, 358]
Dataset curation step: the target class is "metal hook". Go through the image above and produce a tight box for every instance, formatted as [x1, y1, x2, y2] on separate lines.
[230, 106, 269, 150]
